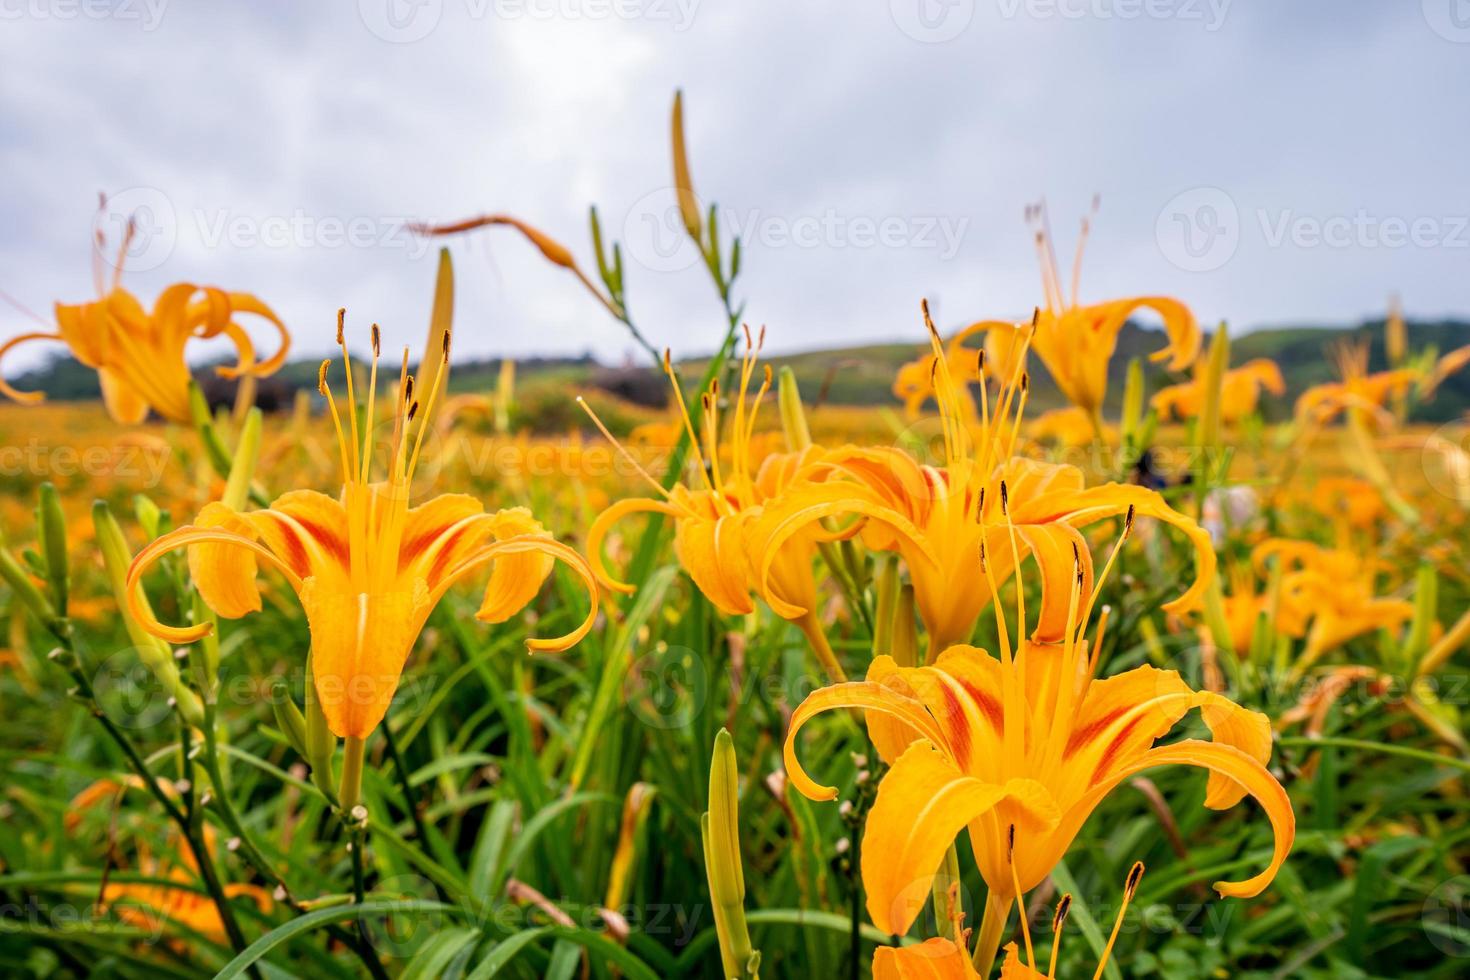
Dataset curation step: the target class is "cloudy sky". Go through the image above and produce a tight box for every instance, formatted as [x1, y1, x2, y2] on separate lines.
[1, 0, 1467, 372]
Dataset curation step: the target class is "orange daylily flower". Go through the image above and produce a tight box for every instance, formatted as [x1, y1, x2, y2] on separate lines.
[125, 316, 597, 738]
[1025, 406, 1115, 448]
[1253, 539, 1413, 678]
[0, 218, 288, 423]
[815, 308, 1214, 656]
[1152, 358, 1285, 423]
[1306, 476, 1386, 530]
[584, 330, 927, 680]
[1294, 341, 1417, 425]
[913, 202, 1198, 426]
[784, 517, 1292, 960]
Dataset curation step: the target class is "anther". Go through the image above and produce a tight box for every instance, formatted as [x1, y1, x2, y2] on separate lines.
[317, 360, 330, 396]
[1053, 894, 1072, 931]
[1124, 861, 1144, 898]
[336, 308, 345, 345]
[370, 324, 380, 355]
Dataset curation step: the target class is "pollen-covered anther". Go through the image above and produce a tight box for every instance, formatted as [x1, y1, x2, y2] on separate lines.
[370, 324, 381, 356]
[1052, 893, 1072, 931]
[999, 480, 1010, 515]
[1124, 860, 1145, 898]
[336, 308, 346, 345]
[317, 360, 330, 395]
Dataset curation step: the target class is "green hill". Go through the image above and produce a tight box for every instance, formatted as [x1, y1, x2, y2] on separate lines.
[7, 318, 1469, 422]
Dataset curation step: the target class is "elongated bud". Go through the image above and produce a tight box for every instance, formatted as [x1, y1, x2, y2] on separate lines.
[1386, 293, 1407, 367]
[93, 501, 203, 726]
[671, 90, 702, 242]
[1198, 322, 1229, 455]
[495, 358, 516, 436]
[133, 493, 162, 541]
[1404, 562, 1438, 672]
[222, 408, 262, 511]
[871, 554, 898, 661]
[1120, 356, 1145, 449]
[189, 382, 234, 481]
[419, 248, 454, 400]
[777, 366, 812, 452]
[272, 678, 309, 757]
[303, 650, 338, 801]
[0, 529, 55, 628]
[37, 483, 68, 616]
[702, 728, 758, 979]
[892, 584, 918, 669]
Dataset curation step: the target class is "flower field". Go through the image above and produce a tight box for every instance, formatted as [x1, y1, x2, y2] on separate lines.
[1, 97, 1468, 980]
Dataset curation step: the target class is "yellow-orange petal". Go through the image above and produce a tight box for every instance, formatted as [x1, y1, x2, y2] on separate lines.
[187, 502, 262, 619]
[783, 677, 951, 802]
[862, 741, 1057, 936]
[586, 497, 678, 596]
[128, 525, 305, 645]
[873, 937, 981, 979]
[1058, 738, 1294, 900]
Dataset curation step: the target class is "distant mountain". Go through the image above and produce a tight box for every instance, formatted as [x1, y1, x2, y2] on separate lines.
[6, 319, 1469, 422]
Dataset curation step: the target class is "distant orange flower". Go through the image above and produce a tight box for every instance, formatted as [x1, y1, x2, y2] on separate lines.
[0, 216, 288, 423]
[1153, 358, 1285, 423]
[913, 202, 1198, 427]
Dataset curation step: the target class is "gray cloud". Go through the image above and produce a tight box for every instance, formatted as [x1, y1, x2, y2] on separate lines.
[1, 0, 1465, 374]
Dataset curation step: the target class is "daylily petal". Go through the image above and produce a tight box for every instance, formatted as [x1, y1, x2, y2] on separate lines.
[784, 676, 951, 802]
[1021, 482, 1216, 614]
[0, 331, 63, 405]
[128, 524, 305, 645]
[186, 502, 261, 619]
[473, 508, 556, 623]
[1057, 738, 1294, 900]
[673, 509, 757, 616]
[863, 741, 1055, 936]
[587, 497, 680, 595]
[305, 584, 425, 739]
[431, 533, 599, 654]
[98, 367, 151, 424]
[1014, 523, 1094, 643]
[873, 937, 981, 979]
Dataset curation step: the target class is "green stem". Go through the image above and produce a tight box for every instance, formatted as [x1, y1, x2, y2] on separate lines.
[339, 735, 367, 816]
[1277, 736, 1470, 774]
